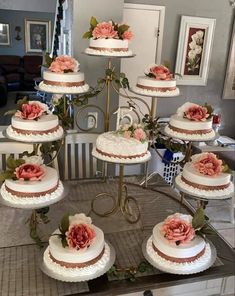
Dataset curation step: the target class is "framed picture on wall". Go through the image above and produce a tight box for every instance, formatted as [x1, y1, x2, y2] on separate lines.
[223, 18, 235, 99]
[175, 16, 216, 86]
[25, 19, 51, 53]
[0, 23, 10, 46]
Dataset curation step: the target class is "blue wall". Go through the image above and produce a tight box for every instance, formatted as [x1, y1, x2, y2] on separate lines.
[0, 9, 54, 56]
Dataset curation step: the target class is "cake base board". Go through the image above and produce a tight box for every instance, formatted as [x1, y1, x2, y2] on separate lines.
[84, 50, 135, 58]
[5, 126, 64, 143]
[0, 182, 68, 209]
[174, 174, 234, 200]
[40, 241, 115, 282]
[142, 236, 217, 275]
[130, 87, 180, 98]
[92, 147, 151, 164]
[35, 86, 91, 95]
[164, 125, 216, 142]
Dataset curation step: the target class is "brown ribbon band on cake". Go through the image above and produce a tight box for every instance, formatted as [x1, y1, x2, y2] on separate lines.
[168, 124, 212, 135]
[43, 80, 85, 87]
[49, 247, 105, 268]
[181, 176, 230, 190]
[89, 46, 128, 52]
[136, 84, 176, 92]
[96, 148, 147, 159]
[5, 182, 59, 198]
[152, 243, 206, 263]
[12, 125, 60, 135]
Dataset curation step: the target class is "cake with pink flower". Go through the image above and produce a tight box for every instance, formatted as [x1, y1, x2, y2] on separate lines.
[43, 213, 111, 280]
[92, 124, 151, 163]
[164, 102, 215, 140]
[83, 17, 133, 56]
[39, 55, 89, 94]
[175, 152, 234, 198]
[132, 64, 180, 97]
[6, 99, 64, 142]
[0, 155, 64, 206]
[145, 209, 215, 274]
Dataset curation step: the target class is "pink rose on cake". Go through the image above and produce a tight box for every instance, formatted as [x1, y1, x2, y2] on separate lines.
[117, 124, 147, 142]
[161, 213, 195, 245]
[65, 213, 96, 250]
[122, 30, 133, 40]
[193, 153, 223, 176]
[145, 64, 173, 80]
[15, 163, 45, 181]
[92, 22, 118, 39]
[15, 101, 48, 120]
[133, 128, 147, 141]
[49, 55, 79, 73]
[176, 102, 213, 122]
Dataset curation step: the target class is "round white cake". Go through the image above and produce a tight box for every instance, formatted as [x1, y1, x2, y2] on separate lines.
[1, 166, 64, 205]
[39, 71, 89, 94]
[93, 131, 151, 163]
[165, 102, 215, 141]
[175, 153, 234, 197]
[7, 114, 64, 142]
[85, 38, 133, 56]
[43, 214, 111, 279]
[133, 76, 180, 97]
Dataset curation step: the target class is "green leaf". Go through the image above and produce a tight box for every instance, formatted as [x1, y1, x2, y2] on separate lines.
[105, 69, 113, 77]
[4, 109, 17, 116]
[145, 73, 155, 78]
[0, 170, 15, 182]
[6, 156, 25, 170]
[45, 53, 53, 67]
[199, 225, 216, 235]
[204, 103, 214, 117]
[118, 24, 129, 35]
[82, 31, 92, 39]
[61, 236, 68, 248]
[163, 60, 171, 70]
[17, 97, 28, 111]
[222, 162, 232, 174]
[90, 16, 98, 28]
[192, 208, 206, 230]
[60, 213, 70, 234]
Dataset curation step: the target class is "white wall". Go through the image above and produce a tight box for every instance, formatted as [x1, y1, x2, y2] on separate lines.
[0, 0, 57, 12]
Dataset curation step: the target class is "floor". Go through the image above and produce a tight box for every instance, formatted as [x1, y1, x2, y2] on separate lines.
[0, 92, 235, 249]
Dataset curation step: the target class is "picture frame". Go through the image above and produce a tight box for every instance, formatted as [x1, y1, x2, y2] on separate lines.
[24, 19, 51, 53]
[0, 23, 10, 46]
[222, 18, 235, 99]
[175, 16, 216, 86]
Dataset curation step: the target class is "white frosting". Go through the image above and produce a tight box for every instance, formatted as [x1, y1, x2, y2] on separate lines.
[90, 38, 128, 49]
[5, 166, 58, 193]
[6, 125, 64, 142]
[49, 226, 104, 264]
[137, 76, 176, 88]
[175, 174, 234, 198]
[43, 242, 110, 278]
[12, 114, 59, 131]
[164, 125, 215, 141]
[85, 47, 133, 56]
[96, 132, 148, 158]
[132, 86, 180, 97]
[146, 236, 212, 274]
[183, 163, 231, 187]
[0, 181, 64, 205]
[152, 222, 205, 259]
[38, 81, 89, 94]
[43, 71, 84, 83]
[169, 115, 212, 131]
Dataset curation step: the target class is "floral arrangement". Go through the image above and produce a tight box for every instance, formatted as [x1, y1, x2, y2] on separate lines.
[0, 155, 45, 182]
[186, 30, 204, 74]
[57, 213, 96, 249]
[144, 64, 173, 80]
[83, 16, 133, 40]
[49, 55, 79, 73]
[161, 208, 214, 246]
[117, 123, 147, 142]
[192, 153, 230, 176]
[177, 102, 213, 122]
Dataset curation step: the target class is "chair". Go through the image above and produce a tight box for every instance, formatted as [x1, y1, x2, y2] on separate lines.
[64, 132, 100, 180]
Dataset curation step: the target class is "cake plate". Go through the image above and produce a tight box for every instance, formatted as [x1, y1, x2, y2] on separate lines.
[130, 87, 180, 98]
[0, 182, 69, 210]
[83, 52, 136, 58]
[35, 86, 92, 96]
[142, 236, 217, 275]
[40, 241, 116, 282]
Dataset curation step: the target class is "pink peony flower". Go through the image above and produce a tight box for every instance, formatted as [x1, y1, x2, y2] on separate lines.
[49, 55, 79, 73]
[184, 105, 209, 121]
[66, 223, 96, 250]
[122, 30, 133, 40]
[15, 163, 45, 181]
[161, 215, 195, 245]
[150, 65, 172, 80]
[133, 128, 146, 141]
[15, 102, 45, 120]
[123, 130, 131, 139]
[193, 153, 223, 176]
[92, 22, 118, 39]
